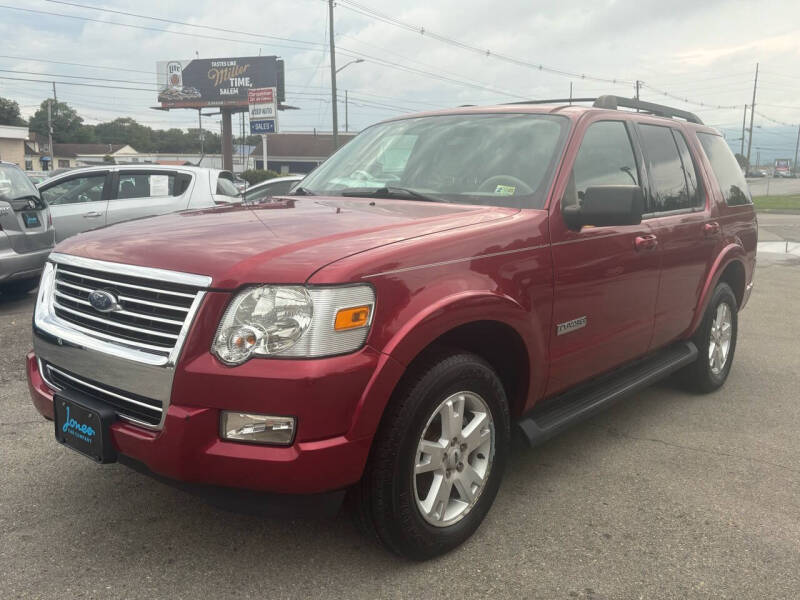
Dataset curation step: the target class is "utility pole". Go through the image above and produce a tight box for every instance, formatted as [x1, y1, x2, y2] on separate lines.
[221, 109, 233, 171]
[345, 90, 348, 132]
[745, 63, 759, 173]
[740, 104, 747, 156]
[569, 82, 573, 105]
[52, 82, 58, 116]
[793, 123, 800, 176]
[328, 0, 339, 149]
[262, 134, 268, 172]
[47, 100, 53, 171]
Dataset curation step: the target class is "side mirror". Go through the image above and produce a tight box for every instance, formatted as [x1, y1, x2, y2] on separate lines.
[562, 185, 644, 230]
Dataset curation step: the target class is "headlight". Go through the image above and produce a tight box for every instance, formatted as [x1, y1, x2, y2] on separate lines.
[212, 284, 375, 365]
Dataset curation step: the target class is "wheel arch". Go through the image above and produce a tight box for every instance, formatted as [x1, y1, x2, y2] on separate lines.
[348, 291, 543, 441]
[687, 243, 748, 337]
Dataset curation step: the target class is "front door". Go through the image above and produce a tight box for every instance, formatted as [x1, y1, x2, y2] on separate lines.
[40, 171, 110, 242]
[547, 119, 661, 396]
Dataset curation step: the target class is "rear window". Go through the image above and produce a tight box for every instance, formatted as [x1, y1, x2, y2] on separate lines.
[216, 175, 240, 197]
[697, 133, 751, 206]
[0, 163, 38, 200]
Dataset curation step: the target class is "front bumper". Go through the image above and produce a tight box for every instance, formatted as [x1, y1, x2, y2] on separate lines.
[27, 344, 404, 495]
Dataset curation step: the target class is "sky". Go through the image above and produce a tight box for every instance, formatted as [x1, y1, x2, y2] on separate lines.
[1, 0, 799, 162]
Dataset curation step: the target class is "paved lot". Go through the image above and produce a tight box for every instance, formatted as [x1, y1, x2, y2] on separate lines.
[2, 221, 799, 599]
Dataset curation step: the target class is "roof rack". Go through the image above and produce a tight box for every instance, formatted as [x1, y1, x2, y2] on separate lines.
[505, 95, 704, 125]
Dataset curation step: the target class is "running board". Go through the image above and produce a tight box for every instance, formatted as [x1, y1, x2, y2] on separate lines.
[518, 341, 697, 446]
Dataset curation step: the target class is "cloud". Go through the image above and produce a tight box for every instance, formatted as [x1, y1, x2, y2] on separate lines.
[0, 0, 798, 133]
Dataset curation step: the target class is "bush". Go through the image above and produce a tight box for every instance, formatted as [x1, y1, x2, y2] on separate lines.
[241, 169, 280, 185]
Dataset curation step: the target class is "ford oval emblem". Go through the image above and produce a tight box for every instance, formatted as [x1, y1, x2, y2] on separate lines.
[88, 289, 120, 313]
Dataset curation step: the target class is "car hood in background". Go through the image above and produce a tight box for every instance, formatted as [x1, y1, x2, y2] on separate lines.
[53, 197, 517, 288]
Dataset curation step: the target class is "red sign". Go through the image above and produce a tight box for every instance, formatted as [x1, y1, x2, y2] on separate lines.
[248, 88, 274, 104]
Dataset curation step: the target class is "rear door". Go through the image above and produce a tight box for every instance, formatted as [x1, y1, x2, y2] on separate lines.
[634, 123, 719, 349]
[106, 170, 192, 226]
[40, 171, 111, 242]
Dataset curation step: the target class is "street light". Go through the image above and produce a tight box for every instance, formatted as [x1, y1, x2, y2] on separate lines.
[336, 58, 364, 74]
[335, 59, 365, 134]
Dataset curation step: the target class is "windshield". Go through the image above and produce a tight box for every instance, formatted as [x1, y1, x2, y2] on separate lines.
[0, 164, 39, 200]
[300, 113, 569, 208]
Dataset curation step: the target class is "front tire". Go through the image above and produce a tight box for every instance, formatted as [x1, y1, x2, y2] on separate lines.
[354, 351, 510, 560]
[683, 282, 738, 393]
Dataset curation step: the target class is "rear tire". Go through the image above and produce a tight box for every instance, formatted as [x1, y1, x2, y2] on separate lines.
[353, 350, 510, 560]
[682, 282, 738, 393]
[0, 277, 39, 297]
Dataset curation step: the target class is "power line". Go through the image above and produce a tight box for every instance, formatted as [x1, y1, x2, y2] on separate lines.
[44, 0, 324, 49]
[336, 0, 633, 86]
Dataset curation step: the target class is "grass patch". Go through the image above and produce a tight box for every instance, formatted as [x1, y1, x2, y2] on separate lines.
[751, 194, 800, 211]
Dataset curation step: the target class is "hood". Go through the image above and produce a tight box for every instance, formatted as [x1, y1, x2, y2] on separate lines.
[54, 197, 516, 288]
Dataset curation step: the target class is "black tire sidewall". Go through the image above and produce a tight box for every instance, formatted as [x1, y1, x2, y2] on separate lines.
[375, 353, 510, 559]
[694, 282, 738, 390]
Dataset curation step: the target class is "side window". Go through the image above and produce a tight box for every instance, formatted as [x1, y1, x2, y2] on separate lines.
[697, 133, 751, 206]
[115, 172, 178, 200]
[638, 124, 692, 212]
[672, 131, 702, 208]
[41, 174, 106, 206]
[564, 121, 639, 207]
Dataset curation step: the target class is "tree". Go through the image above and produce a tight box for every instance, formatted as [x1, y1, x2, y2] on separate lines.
[95, 117, 153, 152]
[734, 153, 749, 171]
[0, 97, 26, 126]
[28, 100, 89, 143]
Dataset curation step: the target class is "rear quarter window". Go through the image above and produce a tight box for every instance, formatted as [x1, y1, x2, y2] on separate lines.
[697, 133, 751, 206]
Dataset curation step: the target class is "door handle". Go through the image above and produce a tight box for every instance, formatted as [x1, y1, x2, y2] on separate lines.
[83, 211, 103, 218]
[703, 221, 720, 236]
[634, 234, 658, 251]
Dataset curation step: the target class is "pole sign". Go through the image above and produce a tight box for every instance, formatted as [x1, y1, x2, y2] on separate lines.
[157, 56, 283, 108]
[249, 87, 278, 135]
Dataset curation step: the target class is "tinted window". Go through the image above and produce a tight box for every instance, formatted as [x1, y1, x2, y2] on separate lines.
[564, 121, 639, 207]
[639, 124, 691, 212]
[41, 174, 106, 205]
[672, 131, 702, 208]
[697, 133, 751, 206]
[115, 172, 179, 200]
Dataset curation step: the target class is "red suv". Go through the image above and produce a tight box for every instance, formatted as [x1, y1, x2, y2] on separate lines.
[27, 96, 756, 559]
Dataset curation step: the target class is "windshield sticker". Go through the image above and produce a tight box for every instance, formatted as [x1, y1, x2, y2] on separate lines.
[494, 185, 516, 196]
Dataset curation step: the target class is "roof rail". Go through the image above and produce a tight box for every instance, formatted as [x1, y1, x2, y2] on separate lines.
[593, 95, 703, 124]
[503, 95, 704, 125]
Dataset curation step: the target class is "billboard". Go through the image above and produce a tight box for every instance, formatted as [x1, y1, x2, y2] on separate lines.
[157, 56, 284, 108]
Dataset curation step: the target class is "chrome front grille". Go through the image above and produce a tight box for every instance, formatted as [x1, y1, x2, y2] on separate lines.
[50, 260, 203, 357]
[34, 253, 213, 431]
[41, 360, 162, 428]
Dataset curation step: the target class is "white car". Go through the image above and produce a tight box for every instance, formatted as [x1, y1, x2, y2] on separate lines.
[38, 165, 241, 242]
[242, 175, 303, 204]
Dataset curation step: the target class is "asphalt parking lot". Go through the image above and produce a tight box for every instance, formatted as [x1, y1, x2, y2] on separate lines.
[1, 219, 799, 599]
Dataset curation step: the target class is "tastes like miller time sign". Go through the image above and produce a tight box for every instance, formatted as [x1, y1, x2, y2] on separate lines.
[157, 56, 283, 108]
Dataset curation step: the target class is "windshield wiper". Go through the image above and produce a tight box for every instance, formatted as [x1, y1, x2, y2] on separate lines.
[289, 186, 316, 196]
[339, 186, 444, 203]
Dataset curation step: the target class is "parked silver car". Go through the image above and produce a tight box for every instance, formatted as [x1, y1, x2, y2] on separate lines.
[38, 165, 241, 243]
[0, 162, 55, 295]
[243, 175, 303, 204]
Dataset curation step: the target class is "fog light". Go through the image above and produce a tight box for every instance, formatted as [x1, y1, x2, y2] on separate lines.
[221, 412, 296, 445]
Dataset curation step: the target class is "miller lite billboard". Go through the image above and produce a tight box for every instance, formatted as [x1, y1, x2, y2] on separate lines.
[157, 56, 284, 109]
